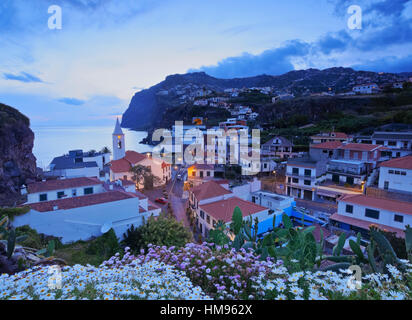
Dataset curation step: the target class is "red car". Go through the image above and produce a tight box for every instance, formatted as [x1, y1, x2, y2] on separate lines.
[155, 197, 168, 204]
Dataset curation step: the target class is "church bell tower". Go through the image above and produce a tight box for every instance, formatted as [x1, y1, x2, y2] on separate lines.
[112, 118, 125, 160]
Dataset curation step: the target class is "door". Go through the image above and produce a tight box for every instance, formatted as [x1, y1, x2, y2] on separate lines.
[332, 174, 340, 183]
[304, 190, 313, 201]
[346, 176, 354, 185]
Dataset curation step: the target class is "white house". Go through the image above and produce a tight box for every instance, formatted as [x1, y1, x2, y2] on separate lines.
[371, 131, 412, 158]
[352, 83, 380, 94]
[330, 194, 412, 238]
[16, 177, 161, 243]
[24, 177, 105, 204]
[187, 164, 215, 187]
[378, 156, 412, 194]
[189, 180, 270, 238]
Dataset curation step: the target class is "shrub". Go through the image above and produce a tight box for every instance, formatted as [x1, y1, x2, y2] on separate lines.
[122, 214, 192, 251]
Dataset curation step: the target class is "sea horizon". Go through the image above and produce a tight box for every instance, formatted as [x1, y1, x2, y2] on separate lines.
[31, 125, 152, 170]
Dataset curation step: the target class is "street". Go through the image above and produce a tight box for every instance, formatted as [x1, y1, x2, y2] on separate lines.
[141, 166, 190, 228]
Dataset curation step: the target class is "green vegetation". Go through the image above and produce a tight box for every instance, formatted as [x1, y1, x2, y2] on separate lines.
[208, 207, 412, 275]
[0, 207, 30, 221]
[129, 164, 161, 190]
[122, 213, 192, 251]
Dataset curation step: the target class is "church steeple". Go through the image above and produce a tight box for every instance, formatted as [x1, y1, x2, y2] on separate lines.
[112, 118, 125, 160]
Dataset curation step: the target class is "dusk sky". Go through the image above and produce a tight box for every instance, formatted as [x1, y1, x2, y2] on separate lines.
[1, 0, 412, 126]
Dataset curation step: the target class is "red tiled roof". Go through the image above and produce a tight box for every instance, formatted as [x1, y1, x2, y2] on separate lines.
[124, 151, 146, 164]
[339, 194, 412, 215]
[200, 197, 267, 223]
[27, 191, 137, 212]
[27, 177, 102, 194]
[330, 213, 405, 238]
[110, 158, 132, 173]
[192, 180, 232, 201]
[310, 141, 343, 149]
[339, 143, 382, 152]
[110, 151, 148, 173]
[214, 179, 229, 185]
[380, 156, 412, 170]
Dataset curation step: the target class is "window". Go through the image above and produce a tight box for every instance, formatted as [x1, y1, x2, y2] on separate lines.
[207, 171, 211, 177]
[200, 171, 204, 178]
[401, 172, 407, 176]
[389, 170, 394, 174]
[388, 141, 396, 146]
[213, 220, 217, 228]
[84, 187, 94, 195]
[346, 204, 354, 214]
[252, 196, 256, 203]
[72, 189, 77, 196]
[384, 181, 389, 190]
[394, 215, 404, 223]
[292, 168, 299, 175]
[395, 171, 401, 175]
[304, 169, 311, 176]
[200, 210, 205, 219]
[304, 180, 311, 186]
[57, 191, 65, 199]
[365, 208, 380, 220]
[288, 177, 291, 183]
[264, 163, 268, 169]
[292, 178, 299, 184]
[192, 171, 196, 177]
[206, 215, 210, 224]
[39, 194, 47, 202]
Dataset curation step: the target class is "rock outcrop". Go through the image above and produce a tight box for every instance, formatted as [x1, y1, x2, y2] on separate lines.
[0, 103, 37, 206]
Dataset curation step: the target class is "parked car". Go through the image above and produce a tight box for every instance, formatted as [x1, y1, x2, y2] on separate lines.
[155, 197, 168, 204]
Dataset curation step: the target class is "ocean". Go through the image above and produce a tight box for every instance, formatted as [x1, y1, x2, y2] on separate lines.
[31, 126, 153, 169]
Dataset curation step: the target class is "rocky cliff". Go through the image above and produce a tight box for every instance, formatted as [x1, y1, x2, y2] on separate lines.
[0, 103, 37, 206]
[121, 68, 411, 130]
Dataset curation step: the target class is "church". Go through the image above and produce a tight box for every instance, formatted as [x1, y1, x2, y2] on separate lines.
[109, 118, 171, 189]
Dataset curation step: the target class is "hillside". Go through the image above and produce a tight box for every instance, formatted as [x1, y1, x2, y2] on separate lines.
[121, 67, 411, 131]
[0, 103, 37, 206]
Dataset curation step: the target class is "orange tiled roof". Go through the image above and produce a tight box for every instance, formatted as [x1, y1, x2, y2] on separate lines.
[200, 197, 267, 223]
[340, 194, 412, 215]
[110, 151, 148, 173]
[124, 151, 146, 164]
[27, 177, 102, 194]
[310, 141, 343, 149]
[27, 191, 138, 212]
[192, 180, 232, 201]
[380, 156, 412, 170]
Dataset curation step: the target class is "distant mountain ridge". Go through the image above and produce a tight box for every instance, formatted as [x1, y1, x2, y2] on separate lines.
[121, 67, 412, 130]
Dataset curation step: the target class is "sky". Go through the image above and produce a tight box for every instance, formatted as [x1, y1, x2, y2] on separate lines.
[0, 0, 411, 126]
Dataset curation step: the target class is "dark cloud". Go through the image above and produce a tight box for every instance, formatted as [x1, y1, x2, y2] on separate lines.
[57, 98, 85, 106]
[3, 72, 43, 83]
[353, 54, 412, 73]
[191, 40, 310, 78]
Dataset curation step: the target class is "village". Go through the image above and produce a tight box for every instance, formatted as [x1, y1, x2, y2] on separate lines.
[12, 104, 412, 258]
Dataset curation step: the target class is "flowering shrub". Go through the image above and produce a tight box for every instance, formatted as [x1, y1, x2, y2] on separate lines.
[2, 244, 412, 300]
[0, 260, 210, 300]
[103, 244, 412, 300]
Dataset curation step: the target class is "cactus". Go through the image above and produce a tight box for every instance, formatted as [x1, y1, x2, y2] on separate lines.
[320, 262, 351, 273]
[6, 229, 16, 259]
[405, 225, 412, 262]
[332, 233, 346, 256]
[349, 239, 366, 264]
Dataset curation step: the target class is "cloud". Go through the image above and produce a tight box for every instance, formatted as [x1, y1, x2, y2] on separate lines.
[57, 97, 85, 105]
[353, 54, 412, 73]
[192, 1, 412, 78]
[190, 40, 311, 78]
[3, 72, 44, 83]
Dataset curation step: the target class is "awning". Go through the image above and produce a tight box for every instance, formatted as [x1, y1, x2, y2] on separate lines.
[330, 213, 405, 238]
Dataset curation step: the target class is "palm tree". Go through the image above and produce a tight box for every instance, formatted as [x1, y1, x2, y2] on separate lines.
[101, 146, 111, 154]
